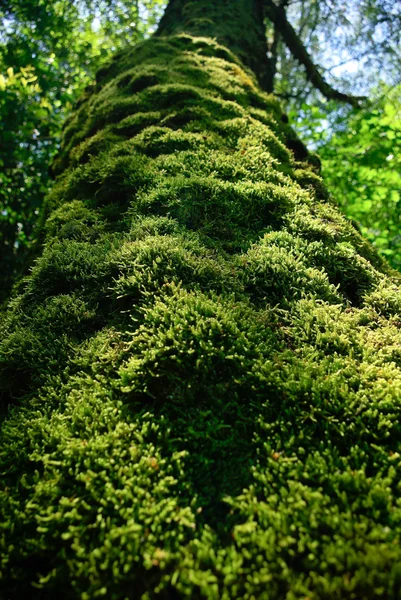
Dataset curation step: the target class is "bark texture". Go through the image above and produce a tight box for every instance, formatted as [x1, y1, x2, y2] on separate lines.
[1, 7, 401, 600]
[157, 0, 274, 90]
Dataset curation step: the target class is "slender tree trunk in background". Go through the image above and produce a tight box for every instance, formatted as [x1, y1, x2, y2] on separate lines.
[1, 1, 401, 598]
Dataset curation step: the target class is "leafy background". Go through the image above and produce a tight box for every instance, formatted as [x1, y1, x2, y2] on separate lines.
[279, 0, 401, 270]
[0, 0, 165, 301]
[1, 0, 400, 302]
[291, 88, 401, 268]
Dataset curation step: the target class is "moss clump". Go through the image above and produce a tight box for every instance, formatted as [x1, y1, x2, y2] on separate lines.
[2, 33, 401, 599]
[134, 176, 290, 249]
[110, 232, 238, 305]
[45, 201, 105, 241]
[240, 232, 342, 306]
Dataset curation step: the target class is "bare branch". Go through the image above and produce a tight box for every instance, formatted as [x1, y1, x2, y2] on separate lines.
[264, 0, 365, 107]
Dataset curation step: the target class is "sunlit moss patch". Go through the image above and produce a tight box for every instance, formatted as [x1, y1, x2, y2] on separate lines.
[2, 33, 401, 600]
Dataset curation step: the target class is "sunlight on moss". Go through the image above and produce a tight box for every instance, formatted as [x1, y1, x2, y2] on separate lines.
[1, 33, 401, 599]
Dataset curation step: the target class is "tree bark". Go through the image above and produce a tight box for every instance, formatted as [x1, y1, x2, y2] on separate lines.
[0, 1, 400, 598]
[157, 0, 274, 90]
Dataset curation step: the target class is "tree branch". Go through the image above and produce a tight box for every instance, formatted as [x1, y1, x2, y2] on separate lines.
[264, 0, 365, 107]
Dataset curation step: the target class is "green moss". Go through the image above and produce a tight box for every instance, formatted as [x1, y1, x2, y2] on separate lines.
[0, 293, 97, 393]
[46, 149, 154, 215]
[25, 238, 118, 299]
[110, 233, 238, 304]
[45, 201, 105, 241]
[364, 281, 401, 317]
[241, 232, 342, 306]
[57, 36, 280, 169]
[293, 167, 329, 200]
[128, 125, 223, 156]
[2, 32, 401, 600]
[135, 176, 289, 249]
[113, 111, 163, 136]
[68, 129, 122, 168]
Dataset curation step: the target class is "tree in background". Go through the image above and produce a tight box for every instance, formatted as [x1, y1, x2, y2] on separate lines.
[273, 0, 401, 270]
[271, 0, 401, 103]
[2, 0, 401, 597]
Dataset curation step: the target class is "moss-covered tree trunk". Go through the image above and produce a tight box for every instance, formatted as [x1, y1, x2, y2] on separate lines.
[2, 1, 401, 598]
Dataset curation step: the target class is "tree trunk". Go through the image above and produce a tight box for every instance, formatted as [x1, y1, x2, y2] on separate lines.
[1, 1, 401, 598]
[156, 0, 274, 90]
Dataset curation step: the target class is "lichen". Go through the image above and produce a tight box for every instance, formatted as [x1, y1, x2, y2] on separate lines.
[1, 33, 401, 599]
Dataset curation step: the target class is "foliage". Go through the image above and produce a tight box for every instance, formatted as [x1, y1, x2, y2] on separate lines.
[0, 0, 165, 302]
[0, 64, 49, 298]
[3, 33, 401, 598]
[291, 86, 401, 270]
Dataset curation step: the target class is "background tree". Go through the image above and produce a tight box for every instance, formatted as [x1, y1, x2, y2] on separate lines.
[271, 0, 401, 103]
[1, 2, 401, 596]
[272, 0, 401, 270]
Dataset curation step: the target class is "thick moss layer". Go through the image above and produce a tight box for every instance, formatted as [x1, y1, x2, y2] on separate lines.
[1, 34, 401, 599]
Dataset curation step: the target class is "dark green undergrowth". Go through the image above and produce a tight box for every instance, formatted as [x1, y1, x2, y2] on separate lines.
[2, 34, 401, 599]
